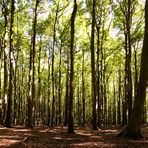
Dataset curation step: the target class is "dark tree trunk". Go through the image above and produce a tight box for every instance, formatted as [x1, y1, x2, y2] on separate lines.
[0, 40, 2, 125]
[91, 0, 97, 130]
[126, 0, 132, 120]
[96, 22, 101, 127]
[118, 0, 148, 139]
[13, 15, 19, 124]
[82, 49, 85, 126]
[133, 45, 138, 100]
[27, 0, 39, 127]
[68, 0, 77, 134]
[117, 68, 121, 125]
[77, 76, 80, 124]
[37, 37, 42, 124]
[2, 1, 8, 125]
[4, 0, 15, 128]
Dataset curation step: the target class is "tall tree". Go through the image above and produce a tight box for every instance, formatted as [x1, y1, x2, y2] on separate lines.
[64, 48, 69, 126]
[82, 49, 85, 126]
[4, 0, 15, 127]
[27, 0, 40, 127]
[68, 0, 77, 134]
[2, 0, 8, 125]
[51, 2, 59, 127]
[118, 0, 148, 139]
[91, 0, 97, 130]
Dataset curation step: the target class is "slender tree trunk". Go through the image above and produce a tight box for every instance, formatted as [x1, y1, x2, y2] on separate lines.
[82, 49, 85, 126]
[27, 0, 39, 127]
[91, 0, 97, 130]
[2, 1, 8, 125]
[118, 68, 121, 125]
[47, 51, 51, 126]
[0, 40, 2, 125]
[68, 0, 77, 133]
[58, 44, 62, 125]
[64, 49, 69, 126]
[4, 0, 15, 127]
[96, 20, 101, 127]
[77, 77, 80, 124]
[51, 4, 59, 127]
[113, 79, 116, 125]
[134, 45, 138, 100]
[13, 51, 18, 125]
[37, 37, 42, 125]
[126, 0, 132, 120]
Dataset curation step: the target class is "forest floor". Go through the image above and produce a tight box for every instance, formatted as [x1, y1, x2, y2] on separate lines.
[0, 125, 148, 148]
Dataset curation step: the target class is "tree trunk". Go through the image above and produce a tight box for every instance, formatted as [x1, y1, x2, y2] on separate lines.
[82, 49, 85, 126]
[118, 0, 148, 139]
[96, 19, 101, 128]
[2, 1, 8, 125]
[64, 49, 69, 126]
[51, 4, 59, 127]
[126, 0, 132, 120]
[58, 44, 62, 125]
[37, 37, 42, 125]
[91, 0, 97, 130]
[117, 68, 121, 125]
[47, 51, 51, 126]
[27, 0, 39, 127]
[0, 40, 2, 125]
[68, 0, 77, 134]
[113, 79, 116, 125]
[4, 0, 15, 128]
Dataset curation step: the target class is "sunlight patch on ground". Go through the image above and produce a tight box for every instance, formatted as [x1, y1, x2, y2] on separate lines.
[0, 139, 20, 147]
[12, 128, 32, 132]
[71, 141, 115, 147]
[76, 131, 93, 136]
[51, 136, 63, 140]
[0, 135, 20, 139]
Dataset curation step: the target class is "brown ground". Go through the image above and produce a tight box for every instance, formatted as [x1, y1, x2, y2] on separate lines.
[0, 125, 148, 148]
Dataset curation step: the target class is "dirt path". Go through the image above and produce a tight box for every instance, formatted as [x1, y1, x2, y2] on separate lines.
[0, 125, 148, 148]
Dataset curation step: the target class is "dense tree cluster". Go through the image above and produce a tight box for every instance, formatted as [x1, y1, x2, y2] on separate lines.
[0, 0, 147, 139]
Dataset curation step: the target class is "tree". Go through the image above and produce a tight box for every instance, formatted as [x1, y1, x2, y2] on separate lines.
[27, 0, 40, 127]
[68, 0, 77, 134]
[118, 0, 148, 139]
[51, 2, 59, 127]
[4, 0, 15, 128]
[1, 0, 9, 125]
[91, 0, 97, 130]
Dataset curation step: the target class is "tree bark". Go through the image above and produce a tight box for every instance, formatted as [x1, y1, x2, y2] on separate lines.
[64, 48, 69, 126]
[51, 3, 59, 127]
[82, 49, 85, 126]
[27, 0, 39, 127]
[58, 44, 62, 125]
[118, 0, 148, 139]
[91, 0, 97, 130]
[68, 0, 77, 134]
[4, 0, 15, 128]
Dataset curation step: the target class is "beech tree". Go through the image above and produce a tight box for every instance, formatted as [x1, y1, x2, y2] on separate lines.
[27, 0, 40, 127]
[68, 0, 77, 134]
[118, 0, 148, 139]
[0, 0, 146, 135]
[91, 0, 97, 130]
[4, 0, 15, 128]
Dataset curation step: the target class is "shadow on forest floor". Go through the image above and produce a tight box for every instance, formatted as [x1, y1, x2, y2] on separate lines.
[0, 125, 148, 147]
